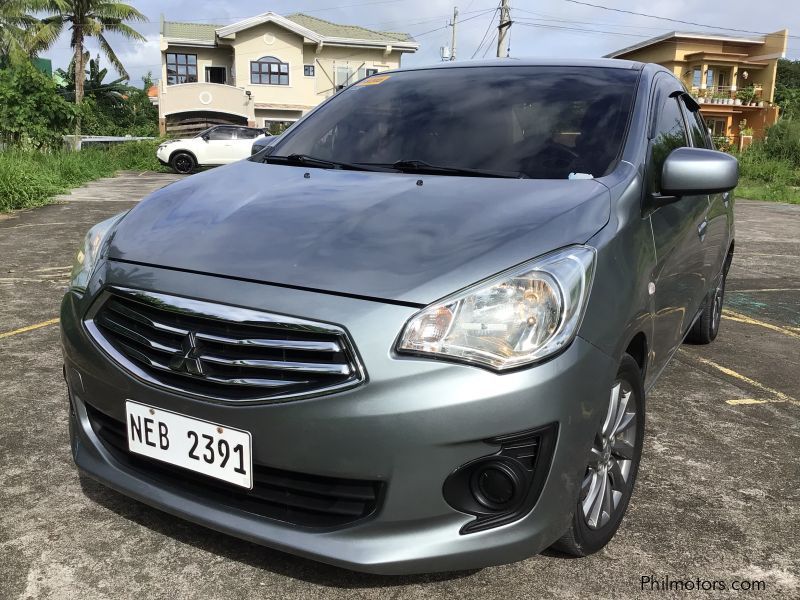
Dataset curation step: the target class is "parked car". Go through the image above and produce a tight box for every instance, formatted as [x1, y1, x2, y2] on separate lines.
[63, 59, 737, 575]
[156, 125, 266, 174]
[250, 134, 276, 156]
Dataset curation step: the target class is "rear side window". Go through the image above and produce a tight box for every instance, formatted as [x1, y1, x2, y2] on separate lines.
[649, 94, 688, 193]
[237, 128, 262, 140]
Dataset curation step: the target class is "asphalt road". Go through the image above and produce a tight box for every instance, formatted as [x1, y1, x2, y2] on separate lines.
[1, 172, 798, 599]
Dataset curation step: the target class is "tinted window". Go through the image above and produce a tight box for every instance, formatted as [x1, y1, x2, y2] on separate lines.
[271, 66, 639, 179]
[650, 94, 688, 193]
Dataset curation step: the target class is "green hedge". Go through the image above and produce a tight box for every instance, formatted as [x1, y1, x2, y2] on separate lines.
[0, 140, 167, 212]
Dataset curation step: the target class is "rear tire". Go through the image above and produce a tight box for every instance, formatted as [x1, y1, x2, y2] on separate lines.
[170, 152, 196, 174]
[687, 270, 726, 344]
[550, 354, 645, 557]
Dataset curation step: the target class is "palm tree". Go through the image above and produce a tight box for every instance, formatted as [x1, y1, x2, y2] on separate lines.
[0, 1, 45, 61]
[38, 1, 146, 114]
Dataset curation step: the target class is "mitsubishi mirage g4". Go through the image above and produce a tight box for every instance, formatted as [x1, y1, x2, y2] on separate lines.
[62, 60, 738, 575]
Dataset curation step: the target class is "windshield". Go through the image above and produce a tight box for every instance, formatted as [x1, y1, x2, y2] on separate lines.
[268, 66, 639, 179]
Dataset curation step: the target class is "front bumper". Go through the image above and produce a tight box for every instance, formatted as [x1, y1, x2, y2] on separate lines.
[62, 261, 616, 574]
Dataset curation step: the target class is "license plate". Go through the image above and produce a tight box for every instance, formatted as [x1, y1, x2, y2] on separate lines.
[125, 400, 253, 489]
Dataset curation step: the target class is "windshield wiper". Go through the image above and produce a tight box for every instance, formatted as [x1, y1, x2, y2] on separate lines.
[263, 154, 394, 172]
[386, 159, 527, 179]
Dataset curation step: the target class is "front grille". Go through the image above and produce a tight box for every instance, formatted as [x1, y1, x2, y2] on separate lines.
[86, 287, 365, 403]
[85, 402, 383, 528]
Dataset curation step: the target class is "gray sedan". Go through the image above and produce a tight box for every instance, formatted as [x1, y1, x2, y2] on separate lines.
[62, 59, 737, 574]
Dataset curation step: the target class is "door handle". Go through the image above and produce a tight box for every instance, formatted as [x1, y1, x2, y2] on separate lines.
[697, 219, 708, 241]
[722, 191, 730, 207]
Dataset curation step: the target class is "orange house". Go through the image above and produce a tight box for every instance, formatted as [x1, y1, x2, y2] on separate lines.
[606, 30, 789, 146]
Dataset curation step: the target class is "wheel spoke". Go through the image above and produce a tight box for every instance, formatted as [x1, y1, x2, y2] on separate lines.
[587, 444, 603, 466]
[587, 467, 608, 528]
[611, 438, 635, 461]
[611, 388, 632, 434]
[613, 410, 636, 436]
[581, 469, 602, 521]
[602, 384, 621, 438]
[601, 471, 613, 526]
[608, 457, 627, 490]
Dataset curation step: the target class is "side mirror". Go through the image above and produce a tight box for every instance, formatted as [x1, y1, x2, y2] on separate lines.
[201, 134, 210, 142]
[661, 147, 738, 197]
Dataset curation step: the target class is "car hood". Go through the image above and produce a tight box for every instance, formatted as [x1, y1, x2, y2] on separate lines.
[109, 160, 611, 305]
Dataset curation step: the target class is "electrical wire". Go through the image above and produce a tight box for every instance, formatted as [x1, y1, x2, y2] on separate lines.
[560, 0, 800, 40]
[472, 3, 501, 58]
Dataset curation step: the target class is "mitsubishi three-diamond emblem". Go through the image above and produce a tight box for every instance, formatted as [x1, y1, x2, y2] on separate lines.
[169, 331, 204, 376]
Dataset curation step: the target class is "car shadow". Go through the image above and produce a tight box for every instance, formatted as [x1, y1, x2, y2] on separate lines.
[79, 474, 480, 588]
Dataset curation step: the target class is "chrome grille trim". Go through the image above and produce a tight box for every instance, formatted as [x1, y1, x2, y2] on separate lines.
[84, 287, 366, 404]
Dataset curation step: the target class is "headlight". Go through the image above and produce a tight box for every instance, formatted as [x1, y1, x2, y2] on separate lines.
[69, 212, 127, 292]
[396, 246, 596, 371]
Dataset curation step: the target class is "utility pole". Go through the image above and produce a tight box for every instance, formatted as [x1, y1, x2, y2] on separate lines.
[496, 0, 512, 58]
[449, 6, 458, 61]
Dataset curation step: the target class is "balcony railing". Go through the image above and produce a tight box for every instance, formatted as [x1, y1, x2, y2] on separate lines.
[691, 84, 765, 107]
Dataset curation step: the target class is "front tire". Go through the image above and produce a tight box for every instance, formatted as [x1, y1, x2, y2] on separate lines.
[170, 152, 196, 174]
[550, 354, 645, 556]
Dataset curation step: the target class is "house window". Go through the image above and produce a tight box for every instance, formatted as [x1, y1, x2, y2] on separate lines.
[692, 67, 702, 88]
[264, 119, 297, 135]
[366, 68, 378, 77]
[166, 53, 197, 85]
[251, 56, 289, 85]
[205, 66, 226, 85]
[304, 64, 315, 77]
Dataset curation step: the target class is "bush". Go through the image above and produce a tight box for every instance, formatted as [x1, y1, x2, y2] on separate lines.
[734, 139, 800, 204]
[0, 62, 77, 149]
[0, 140, 166, 212]
[760, 119, 800, 166]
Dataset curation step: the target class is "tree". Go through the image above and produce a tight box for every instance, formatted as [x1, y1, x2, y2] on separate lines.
[38, 0, 146, 134]
[0, 59, 76, 147]
[56, 52, 128, 104]
[0, 1, 42, 61]
[775, 59, 800, 120]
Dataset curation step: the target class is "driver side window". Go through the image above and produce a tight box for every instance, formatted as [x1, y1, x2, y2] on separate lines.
[208, 127, 235, 141]
[649, 92, 688, 194]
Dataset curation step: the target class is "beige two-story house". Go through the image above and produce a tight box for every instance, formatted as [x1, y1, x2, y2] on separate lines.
[606, 30, 789, 145]
[157, 12, 418, 135]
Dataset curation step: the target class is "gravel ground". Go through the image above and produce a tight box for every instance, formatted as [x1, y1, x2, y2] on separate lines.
[1, 172, 798, 599]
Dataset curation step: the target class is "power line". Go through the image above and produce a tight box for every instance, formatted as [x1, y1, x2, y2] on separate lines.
[472, 3, 500, 58]
[561, 0, 800, 40]
[482, 31, 497, 58]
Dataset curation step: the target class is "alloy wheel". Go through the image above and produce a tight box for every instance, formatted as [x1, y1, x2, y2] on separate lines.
[174, 155, 193, 173]
[581, 380, 638, 530]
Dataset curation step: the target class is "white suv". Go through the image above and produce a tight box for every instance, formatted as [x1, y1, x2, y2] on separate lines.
[157, 125, 266, 174]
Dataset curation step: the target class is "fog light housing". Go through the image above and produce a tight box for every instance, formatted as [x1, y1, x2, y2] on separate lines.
[443, 423, 558, 534]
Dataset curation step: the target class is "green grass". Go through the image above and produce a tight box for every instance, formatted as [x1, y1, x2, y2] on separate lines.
[733, 142, 800, 204]
[0, 140, 167, 212]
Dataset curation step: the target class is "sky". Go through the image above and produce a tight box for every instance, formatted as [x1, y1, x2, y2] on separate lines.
[40, 0, 800, 87]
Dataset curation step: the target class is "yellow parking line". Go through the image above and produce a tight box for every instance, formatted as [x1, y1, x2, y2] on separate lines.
[679, 351, 799, 406]
[0, 318, 60, 339]
[722, 310, 800, 341]
[726, 398, 773, 406]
